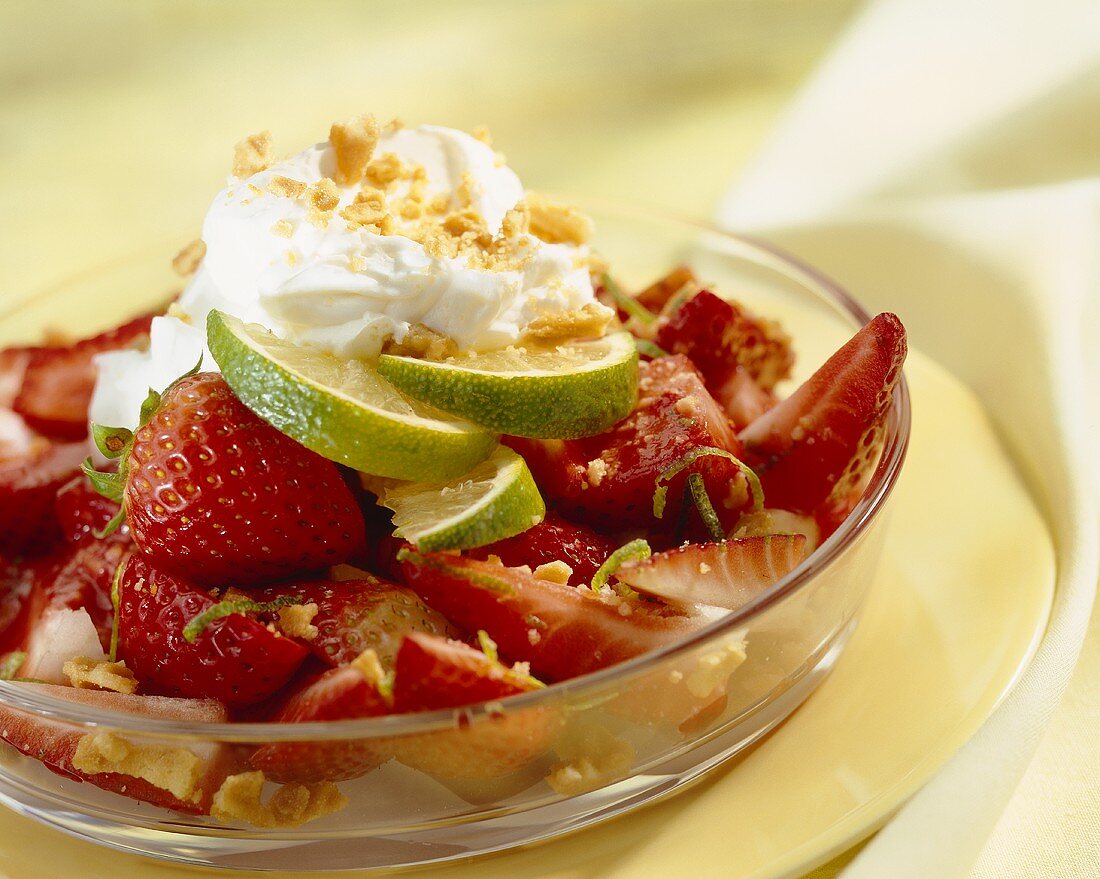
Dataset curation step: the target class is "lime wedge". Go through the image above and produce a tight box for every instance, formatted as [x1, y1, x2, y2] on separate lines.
[206, 311, 495, 481]
[371, 445, 545, 552]
[377, 332, 638, 439]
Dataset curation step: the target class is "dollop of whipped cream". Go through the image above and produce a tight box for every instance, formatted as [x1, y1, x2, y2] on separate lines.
[90, 119, 610, 430]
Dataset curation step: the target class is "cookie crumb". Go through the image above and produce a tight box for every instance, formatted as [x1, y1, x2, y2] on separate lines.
[526, 192, 593, 245]
[532, 560, 573, 585]
[276, 603, 319, 640]
[73, 732, 205, 801]
[330, 114, 380, 185]
[63, 657, 138, 695]
[211, 770, 347, 828]
[171, 240, 206, 277]
[232, 131, 274, 178]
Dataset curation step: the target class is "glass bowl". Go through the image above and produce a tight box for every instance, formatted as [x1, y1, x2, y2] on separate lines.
[0, 202, 910, 872]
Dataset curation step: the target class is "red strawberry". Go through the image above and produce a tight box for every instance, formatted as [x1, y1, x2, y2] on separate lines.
[508, 355, 747, 532]
[116, 554, 309, 706]
[0, 682, 232, 814]
[711, 366, 778, 430]
[0, 439, 87, 556]
[0, 347, 34, 409]
[12, 313, 154, 440]
[251, 662, 391, 783]
[655, 290, 793, 391]
[99, 372, 366, 586]
[739, 313, 907, 516]
[55, 474, 123, 545]
[0, 556, 38, 653]
[389, 633, 560, 781]
[400, 552, 704, 683]
[254, 574, 459, 670]
[615, 535, 807, 610]
[468, 514, 617, 585]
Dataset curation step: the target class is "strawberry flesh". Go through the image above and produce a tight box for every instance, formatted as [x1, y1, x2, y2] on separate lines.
[123, 373, 367, 586]
[468, 514, 616, 585]
[116, 554, 309, 706]
[12, 313, 154, 440]
[400, 552, 703, 682]
[55, 474, 124, 545]
[0, 440, 87, 556]
[739, 313, 907, 516]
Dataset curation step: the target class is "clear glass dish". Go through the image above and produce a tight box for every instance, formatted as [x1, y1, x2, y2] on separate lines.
[0, 202, 910, 872]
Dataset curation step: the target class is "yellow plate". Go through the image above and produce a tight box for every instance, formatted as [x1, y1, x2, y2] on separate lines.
[0, 340, 1053, 879]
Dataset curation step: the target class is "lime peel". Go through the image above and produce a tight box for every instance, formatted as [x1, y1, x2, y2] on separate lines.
[590, 539, 652, 591]
[652, 447, 764, 519]
[687, 472, 725, 541]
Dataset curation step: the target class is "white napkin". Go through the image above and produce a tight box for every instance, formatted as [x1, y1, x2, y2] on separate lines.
[716, 1, 1100, 876]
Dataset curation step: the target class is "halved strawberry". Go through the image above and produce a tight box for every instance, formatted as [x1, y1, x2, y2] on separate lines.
[0, 556, 36, 653]
[116, 554, 309, 706]
[654, 289, 793, 392]
[508, 355, 747, 532]
[711, 366, 778, 430]
[0, 347, 34, 409]
[0, 440, 87, 556]
[54, 474, 123, 545]
[468, 514, 617, 585]
[12, 313, 154, 440]
[0, 682, 232, 814]
[254, 574, 459, 670]
[399, 552, 704, 682]
[739, 313, 907, 517]
[615, 535, 807, 610]
[389, 632, 559, 782]
[251, 662, 391, 783]
[92, 372, 367, 587]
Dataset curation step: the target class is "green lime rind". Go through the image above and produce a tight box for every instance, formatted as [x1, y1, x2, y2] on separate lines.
[207, 311, 496, 482]
[376, 332, 639, 439]
[376, 445, 545, 552]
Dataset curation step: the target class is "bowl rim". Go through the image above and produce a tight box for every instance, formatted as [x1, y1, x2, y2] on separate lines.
[0, 202, 911, 741]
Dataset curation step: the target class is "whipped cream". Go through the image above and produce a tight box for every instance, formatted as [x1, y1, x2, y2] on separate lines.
[90, 122, 609, 431]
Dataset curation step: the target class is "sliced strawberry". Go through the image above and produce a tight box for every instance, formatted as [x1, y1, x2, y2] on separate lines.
[54, 474, 123, 545]
[468, 514, 617, 585]
[255, 574, 459, 670]
[654, 289, 794, 393]
[400, 552, 704, 682]
[0, 440, 87, 556]
[119, 373, 366, 586]
[0, 556, 36, 653]
[0, 682, 232, 814]
[0, 347, 35, 409]
[712, 366, 778, 430]
[739, 313, 907, 516]
[616, 535, 807, 610]
[116, 554, 309, 706]
[251, 663, 391, 783]
[508, 355, 747, 532]
[12, 313, 154, 440]
[19, 607, 106, 683]
[389, 632, 559, 781]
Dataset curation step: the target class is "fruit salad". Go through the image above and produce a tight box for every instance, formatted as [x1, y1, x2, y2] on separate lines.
[0, 116, 907, 827]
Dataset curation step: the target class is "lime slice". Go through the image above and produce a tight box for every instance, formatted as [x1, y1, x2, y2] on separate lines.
[371, 445, 545, 552]
[207, 311, 495, 481]
[377, 332, 639, 439]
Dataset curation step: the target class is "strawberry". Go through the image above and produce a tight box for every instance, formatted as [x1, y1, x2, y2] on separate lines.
[399, 551, 704, 682]
[739, 313, 907, 516]
[0, 682, 232, 814]
[54, 473, 123, 545]
[468, 514, 617, 585]
[254, 574, 459, 670]
[0, 347, 34, 409]
[89, 372, 366, 586]
[615, 535, 807, 610]
[508, 355, 748, 532]
[12, 313, 154, 440]
[0, 555, 41, 654]
[389, 632, 559, 781]
[654, 289, 793, 392]
[251, 662, 391, 783]
[0, 439, 87, 556]
[116, 553, 309, 706]
[711, 366, 778, 431]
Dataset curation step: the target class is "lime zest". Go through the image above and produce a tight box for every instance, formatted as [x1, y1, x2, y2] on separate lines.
[602, 274, 655, 326]
[687, 472, 725, 541]
[107, 557, 127, 662]
[396, 548, 516, 595]
[477, 630, 499, 663]
[652, 446, 765, 519]
[182, 595, 301, 643]
[635, 339, 669, 359]
[590, 538, 652, 591]
[0, 651, 26, 681]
